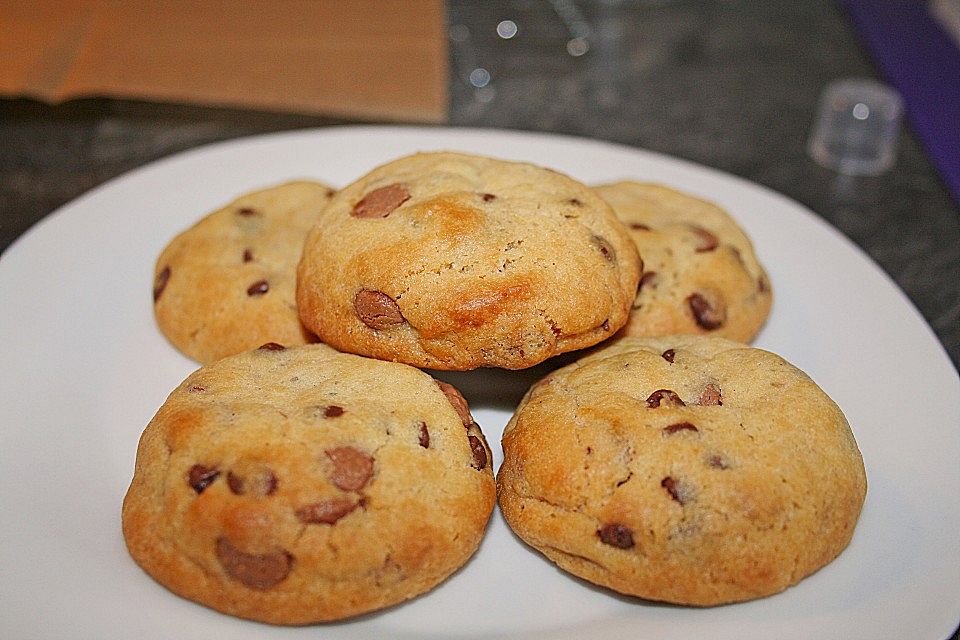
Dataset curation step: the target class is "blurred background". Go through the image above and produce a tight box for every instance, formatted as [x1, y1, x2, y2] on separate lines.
[2, 0, 959, 377]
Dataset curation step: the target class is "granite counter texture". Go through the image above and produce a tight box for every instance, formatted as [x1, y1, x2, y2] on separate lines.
[2, 0, 958, 375]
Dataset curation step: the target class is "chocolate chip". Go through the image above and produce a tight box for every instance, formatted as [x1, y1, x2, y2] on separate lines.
[638, 271, 658, 291]
[629, 222, 651, 231]
[325, 447, 374, 491]
[646, 389, 685, 408]
[663, 422, 698, 435]
[353, 289, 406, 329]
[436, 380, 472, 427]
[188, 384, 206, 393]
[481, 193, 497, 202]
[418, 422, 430, 448]
[236, 207, 258, 217]
[351, 183, 410, 218]
[242, 248, 254, 263]
[468, 435, 487, 469]
[323, 405, 345, 418]
[295, 497, 358, 525]
[708, 454, 730, 470]
[258, 342, 286, 351]
[215, 537, 293, 590]
[699, 383, 722, 406]
[153, 266, 171, 302]
[247, 280, 270, 296]
[661, 476, 687, 504]
[687, 292, 725, 330]
[758, 275, 769, 293]
[187, 464, 219, 493]
[601, 319, 611, 331]
[592, 235, 616, 262]
[227, 469, 277, 496]
[598, 523, 634, 549]
[568, 198, 583, 206]
[661, 348, 675, 363]
[690, 225, 719, 252]
[226, 472, 243, 495]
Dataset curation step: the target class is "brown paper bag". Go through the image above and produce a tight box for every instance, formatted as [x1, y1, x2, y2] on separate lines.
[0, 0, 448, 122]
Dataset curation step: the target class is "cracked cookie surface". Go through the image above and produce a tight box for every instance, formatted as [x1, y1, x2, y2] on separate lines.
[122, 343, 496, 624]
[296, 152, 641, 370]
[497, 335, 866, 606]
[153, 181, 335, 364]
[593, 182, 772, 343]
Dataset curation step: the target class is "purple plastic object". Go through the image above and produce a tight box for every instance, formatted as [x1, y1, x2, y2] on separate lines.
[843, 0, 960, 205]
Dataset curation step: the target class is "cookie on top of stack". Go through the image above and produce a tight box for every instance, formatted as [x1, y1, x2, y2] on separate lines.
[296, 152, 643, 370]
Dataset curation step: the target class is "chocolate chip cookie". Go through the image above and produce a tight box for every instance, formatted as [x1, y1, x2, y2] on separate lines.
[593, 182, 772, 343]
[153, 181, 335, 363]
[497, 335, 866, 606]
[122, 343, 496, 624]
[296, 152, 642, 370]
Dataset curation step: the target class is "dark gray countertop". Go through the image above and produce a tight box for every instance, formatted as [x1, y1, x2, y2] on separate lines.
[1, 2, 958, 636]
[2, 0, 958, 380]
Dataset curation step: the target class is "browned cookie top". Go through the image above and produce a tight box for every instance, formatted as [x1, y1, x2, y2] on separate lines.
[122, 343, 496, 624]
[153, 181, 335, 363]
[296, 152, 642, 370]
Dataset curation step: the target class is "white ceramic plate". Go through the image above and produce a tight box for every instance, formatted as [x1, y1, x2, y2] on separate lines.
[1, 127, 957, 640]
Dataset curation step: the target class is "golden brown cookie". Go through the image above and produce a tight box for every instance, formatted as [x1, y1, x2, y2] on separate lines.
[593, 182, 772, 342]
[122, 343, 496, 624]
[498, 335, 866, 606]
[153, 181, 335, 363]
[296, 152, 642, 370]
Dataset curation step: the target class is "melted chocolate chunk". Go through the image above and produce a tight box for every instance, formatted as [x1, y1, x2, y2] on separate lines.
[418, 422, 430, 448]
[325, 447, 374, 491]
[598, 523, 635, 549]
[153, 266, 171, 302]
[663, 422, 698, 435]
[698, 383, 722, 406]
[323, 405, 345, 418]
[295, 497, 358, 525]
[351, 183, 411, 218]
[187, 464, 219, 493]
[661, 476, 688, 504]
[247, 280, 270, 296]
[215, 537, 293, 589]
[468, 435, 487, 469]
[436, 380, 472, 427]
[354, 289, 405, 329]
[687, 292, 725, 330]
[227, 469, 277, 496]
[690, 225, 719, 252]
[638, 271, 657, 291]
[645, 389, 685, 408]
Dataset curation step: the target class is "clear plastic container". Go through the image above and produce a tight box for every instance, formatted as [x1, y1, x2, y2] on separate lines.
[807, 78, 904, 176]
